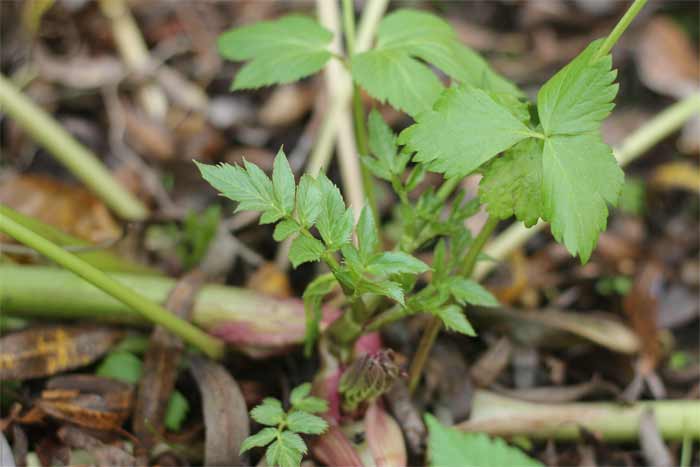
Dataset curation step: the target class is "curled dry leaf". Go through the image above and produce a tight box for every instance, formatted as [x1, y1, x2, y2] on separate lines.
[58, 425, 136, 467]
[0, 175, 121, 244]
[0, 326, 122, 380]
[385, 381, 426, 455]
[258, 84, 315, 127]
[189, 356, 249, 467]
[37, 375, 133, 431]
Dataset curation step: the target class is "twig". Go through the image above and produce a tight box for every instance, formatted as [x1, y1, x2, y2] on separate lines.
[0, 214, 224, 359]
[0, 74, 148, 221]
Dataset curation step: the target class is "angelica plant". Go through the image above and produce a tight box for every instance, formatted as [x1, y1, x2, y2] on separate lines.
[200, 0, 647, 420]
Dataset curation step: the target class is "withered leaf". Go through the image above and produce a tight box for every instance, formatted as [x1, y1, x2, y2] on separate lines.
[190, 356, 249, 467]
[37, 375, 133, 431]
[0, 326, 122, 380]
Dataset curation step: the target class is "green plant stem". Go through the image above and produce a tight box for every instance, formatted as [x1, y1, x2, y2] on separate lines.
[460, 390, 700, 441]
[341, 0, 356, 55]
[0, 204, 154, 274]
[0, 74, 148, 221]
[0, 214, 224, 359]
[593, 0, 648, 61]
[473, 93, 700, 281]
[407, 216, 500, 393]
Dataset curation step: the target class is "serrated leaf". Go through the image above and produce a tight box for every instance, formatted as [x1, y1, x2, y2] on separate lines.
[448, 278, 499, 307]
[425, 414, 543, 467]
[286, 411, 328, 435]
[289, 235, 326, 268]
[279, 431, 308, 455]
[251, 398, 285, 426]
[273, 219, 301, 241]
[361, 279, 405, 305]
[290, 383, 312, 406]
[434, 304, 476, 336]
[316, 175, 353, 250]
[367, 109, 397, 178]
[367, 251, 430, 276]
[293, 396, 328, 414]
[240, 427, 278, 454]
[195, 160, 283, 223]
[357, 205, 378, 263]
[272, 149, 295, 215]
[538, 39, 618, 136]
[296, 175, 321, 228]
[164, 390, 189, 431]
[542, 133, 623, 262]
[398, 86, 532, 178]
[266, 438, 303, 467]
[302, 273, 336, 355]
[218, 15, 333, 90]
[479, 138, 544, 227]
[351, 9, 521, 116]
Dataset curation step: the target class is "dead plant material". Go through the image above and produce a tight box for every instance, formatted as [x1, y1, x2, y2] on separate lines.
[0, 326, 122, 380]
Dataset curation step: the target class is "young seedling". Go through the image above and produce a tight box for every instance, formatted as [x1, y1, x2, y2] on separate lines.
[241, 383, 328, 467]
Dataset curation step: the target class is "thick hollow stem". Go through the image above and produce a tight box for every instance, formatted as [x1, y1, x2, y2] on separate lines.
[460, 390, 699, 441]
[0, 215, 224, 359]
[407, 216, 500, 393]
[593, 0, 648, 61]
[0, 74, 148, 221]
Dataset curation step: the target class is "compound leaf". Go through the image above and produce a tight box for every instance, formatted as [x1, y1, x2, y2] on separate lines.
[296, 175, 322, 228]
[302, 273, 336, 355]
[251, 398, 285, 426]
[357, 205, 379, 263]
[289, 235, 326, 268]
[218, 15, 333, 90]
[240, 427, 277, 454]
[448, 278, 499, 307]
[316, 175, 353, 250]
[272, 149, 295, 216]
[367, 252, 430, 276]
[398, 86, 531, 178]
[286, 411, 328, 435]
[266, 438, 303, 467]
[434, 304, 476, 336]
[273, 219, 301, 242]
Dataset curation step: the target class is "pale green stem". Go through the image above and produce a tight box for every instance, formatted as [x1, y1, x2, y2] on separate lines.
[593, 0, 648, 61]
[0, 214, 224, 359]
[0, 74, 148, 221]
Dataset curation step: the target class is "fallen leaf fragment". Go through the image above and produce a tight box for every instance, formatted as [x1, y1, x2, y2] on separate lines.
[0, 326, 122, 380]
[651, 162, 700, 194]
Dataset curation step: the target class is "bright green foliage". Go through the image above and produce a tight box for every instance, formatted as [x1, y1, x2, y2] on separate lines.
[315, 175, 354, 251]
[218, 15, 333, 90]
[398, 86, 532, 178]
[351, 9, 520, 116]
[425, 414, 543, 467]
[404, 39, 623, 262]
[618, 178, 646, 215]
[289, 235, 325, 268]
[479, 139, 544, 227]
[433, 304, 476, 336]
[178, 205, 220, 269]
[96, 351, 189, 431]
[302, 273, 336, 355]
[241, 383, 328, 467]
[447, 277, 499, 307]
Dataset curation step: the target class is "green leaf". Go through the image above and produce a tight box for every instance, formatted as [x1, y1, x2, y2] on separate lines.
[289, 235, 326, 268]
[286, 411, 328, 435]
[96, 351, 142, 384]
[448, 278, 499, 307]
[272, 149, 295, 216]
[479, 138, 544, 227]
[366, 109, 397, 181]
[356, 205, 378, 263]
[164, 390, 189, 431]
[218, 15, 333, 90]
[537, 39, 618, 136]
[296, 175, 321, 228]
[273, 219, 301, 241]
[367, 252, 430, 276]
[351, 9, 522, 116]
[398, 86, 532, 178]
[279, 431, 307, 455]
[290, 383, 312, 406]
[293, 396, 328, 414]
[434, 304, 476, 336]
[266, 438, 303, 467]
[179, 205, 221, 270]
[541, 133, 623, 262]
[315, 175, 353, 250]
[302, 273, 336, 355]
[425, 414, 543, 467]
[195, 160, 283, 223]
[251, 398, 285, 426]
[240, 427, 278, 454]
[360, 279, 405, 305]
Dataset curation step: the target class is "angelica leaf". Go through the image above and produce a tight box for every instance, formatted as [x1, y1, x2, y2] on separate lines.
[448, 278, 499, 307]
[360, 279, 405, 305]
[367, 252, 430, 276]
[266, 438, 303, 467]
[315, 175, 353, 250]
[289, 235, 325, 268]
[272, 149, 295, 216]
[296, 175, 321, 228]
[279, 431, 307, 455]
[273, 219, 301, 242]
[218, 15, 333, 90]
[434, 304, 476, 336]
[542, 134, 623, 262]
[398, 86, 531, 178]
[426, 414, 543, 467]
[287, 411, 328, 435]
[357, 205, 378, 263]
[240, 427, 277, 454]
[251, 398, 285, 426]
[538, 39, 618, 136]
[479, 138, 544, 227]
